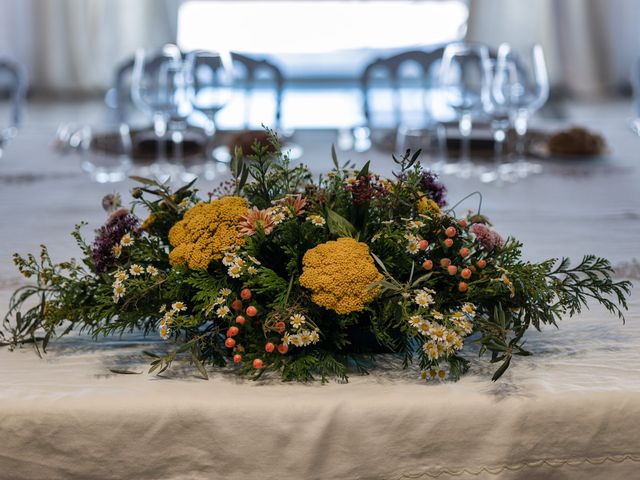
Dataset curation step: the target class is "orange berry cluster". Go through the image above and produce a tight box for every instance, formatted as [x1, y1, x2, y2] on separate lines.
[421, 219, 488, 293]
[224, 288, 289, 369]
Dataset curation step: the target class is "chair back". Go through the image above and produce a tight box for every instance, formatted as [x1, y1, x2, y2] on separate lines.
[360, 47, 445, 128]
[228, 52, 284, 130]
[0, 58, 27, 127]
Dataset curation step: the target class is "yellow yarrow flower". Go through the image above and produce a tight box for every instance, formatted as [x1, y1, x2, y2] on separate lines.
[416, 195, 441, 216]
[168, 197, 248, 270]
[299, 237, 383, 314]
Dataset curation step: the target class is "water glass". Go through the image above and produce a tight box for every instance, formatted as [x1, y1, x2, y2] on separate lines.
[438, 42, 492, 178]
[492, 43, 549, 178]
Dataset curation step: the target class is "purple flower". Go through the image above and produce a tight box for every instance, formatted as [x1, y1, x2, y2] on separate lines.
[91, 208, 139, 273]
[470, 223, 504, 252]
[420, 171, 447, 207]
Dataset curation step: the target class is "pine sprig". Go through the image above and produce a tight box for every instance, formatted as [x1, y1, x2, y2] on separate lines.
[548, 255, 632, 321]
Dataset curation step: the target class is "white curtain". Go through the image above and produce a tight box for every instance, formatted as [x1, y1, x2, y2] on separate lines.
[466, 0, 640, 97]
[0, 0, 179, 94]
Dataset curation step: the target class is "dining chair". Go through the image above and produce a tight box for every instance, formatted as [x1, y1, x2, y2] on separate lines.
[225, 52, 284, 130]
[106, 51, 173, 124]
[106, 50, 284, 130]
[0, 58, 28, 127]
[360, 47, 446, 129]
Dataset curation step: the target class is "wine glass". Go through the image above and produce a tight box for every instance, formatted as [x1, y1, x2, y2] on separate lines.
[438, 42, 492, 178]
[479, 58, 514, 183]
[131, 45, 186, 181]
[185, 49, 234, 171]
[492, 43, 549, 178]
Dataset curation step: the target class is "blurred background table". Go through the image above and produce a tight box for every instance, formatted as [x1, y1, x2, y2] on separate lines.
[0, 98, 639, 479]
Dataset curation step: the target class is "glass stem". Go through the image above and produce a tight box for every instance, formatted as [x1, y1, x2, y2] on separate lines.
[459, 111, 472, 163]
[514, 110, 529, 158]
[153, 112, 167, 162]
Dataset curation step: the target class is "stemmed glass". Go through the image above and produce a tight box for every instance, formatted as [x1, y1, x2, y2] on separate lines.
[438, 42, 492, 177]
[492, 43, 549, 178]
[131, 44, 188, 181]
[185, 49, 235, 172]
[479, 58, 513, 183]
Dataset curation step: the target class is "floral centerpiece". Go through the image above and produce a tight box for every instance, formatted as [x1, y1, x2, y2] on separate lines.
[1, 135, 631, 382]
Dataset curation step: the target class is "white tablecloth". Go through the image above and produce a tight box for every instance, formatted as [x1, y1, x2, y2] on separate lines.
[1, 100, 639, 479]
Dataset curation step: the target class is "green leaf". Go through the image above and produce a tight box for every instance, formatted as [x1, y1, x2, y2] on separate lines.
[191, 349, 209, 380]
[356, 160, 370, 179]
[491, 355, 512, 381]
[128, 176, 158, 186]
[326, 209, 356, 238]
[109, 368, 142, 375]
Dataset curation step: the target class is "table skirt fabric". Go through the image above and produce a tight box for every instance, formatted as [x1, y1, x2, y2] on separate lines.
[2, 293, 640, 480]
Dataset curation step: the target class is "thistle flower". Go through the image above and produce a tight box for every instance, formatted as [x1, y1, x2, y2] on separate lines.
[91, 208, 139, 273]
[420, 171, 447, 207]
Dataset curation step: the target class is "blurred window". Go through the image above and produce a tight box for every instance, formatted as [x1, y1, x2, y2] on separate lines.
[178, 1, 468, 128]
[178, 1, 468, 80]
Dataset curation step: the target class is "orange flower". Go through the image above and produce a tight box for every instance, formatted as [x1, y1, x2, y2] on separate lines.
[278, 194, 307, 216]
[238, 207, 275, 237]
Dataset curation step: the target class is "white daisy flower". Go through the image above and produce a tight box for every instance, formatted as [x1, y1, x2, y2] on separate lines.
[289, 334, 302, 347]
[233, 257, 246, 268]
[112, 283, 126, 302]
[453, 318, 473, 335]
[222, 253, 236, 267]
[309, 330, 320, 344]
[111, 244, 122, 258]
[422, 342, 439, 361]
[429, 324, 447, 343]
[404, 233, 418, 242]
[219, 288, 232, 297]
[414, 290, 434, 308]
[247, 266, 258, 275]
[417, 321, 432, 336]
[171, 301, 187, 312]
[289, 313, 306, 329]
[113, 270, 128, 282]
[159, 304, 167, 313]
[307, 215, 326, 227]
[216, 306, 230, 318]
[431, 310, 444, 321]
[159, 323, 170, 340]
[247, 255, 261, 265]
[408, 315, 423, 328]
[213, 296, 226, 306]
[146, 265, 159, 276]
[227, 265, 242, 278]
[462, 303, 476, 317]
[299, 330, 312, 346]
[406, 241, 420, 255]
[120, 233, 134, 247]
[272, 211, 286, 225]
[129, 264, 144, 276]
